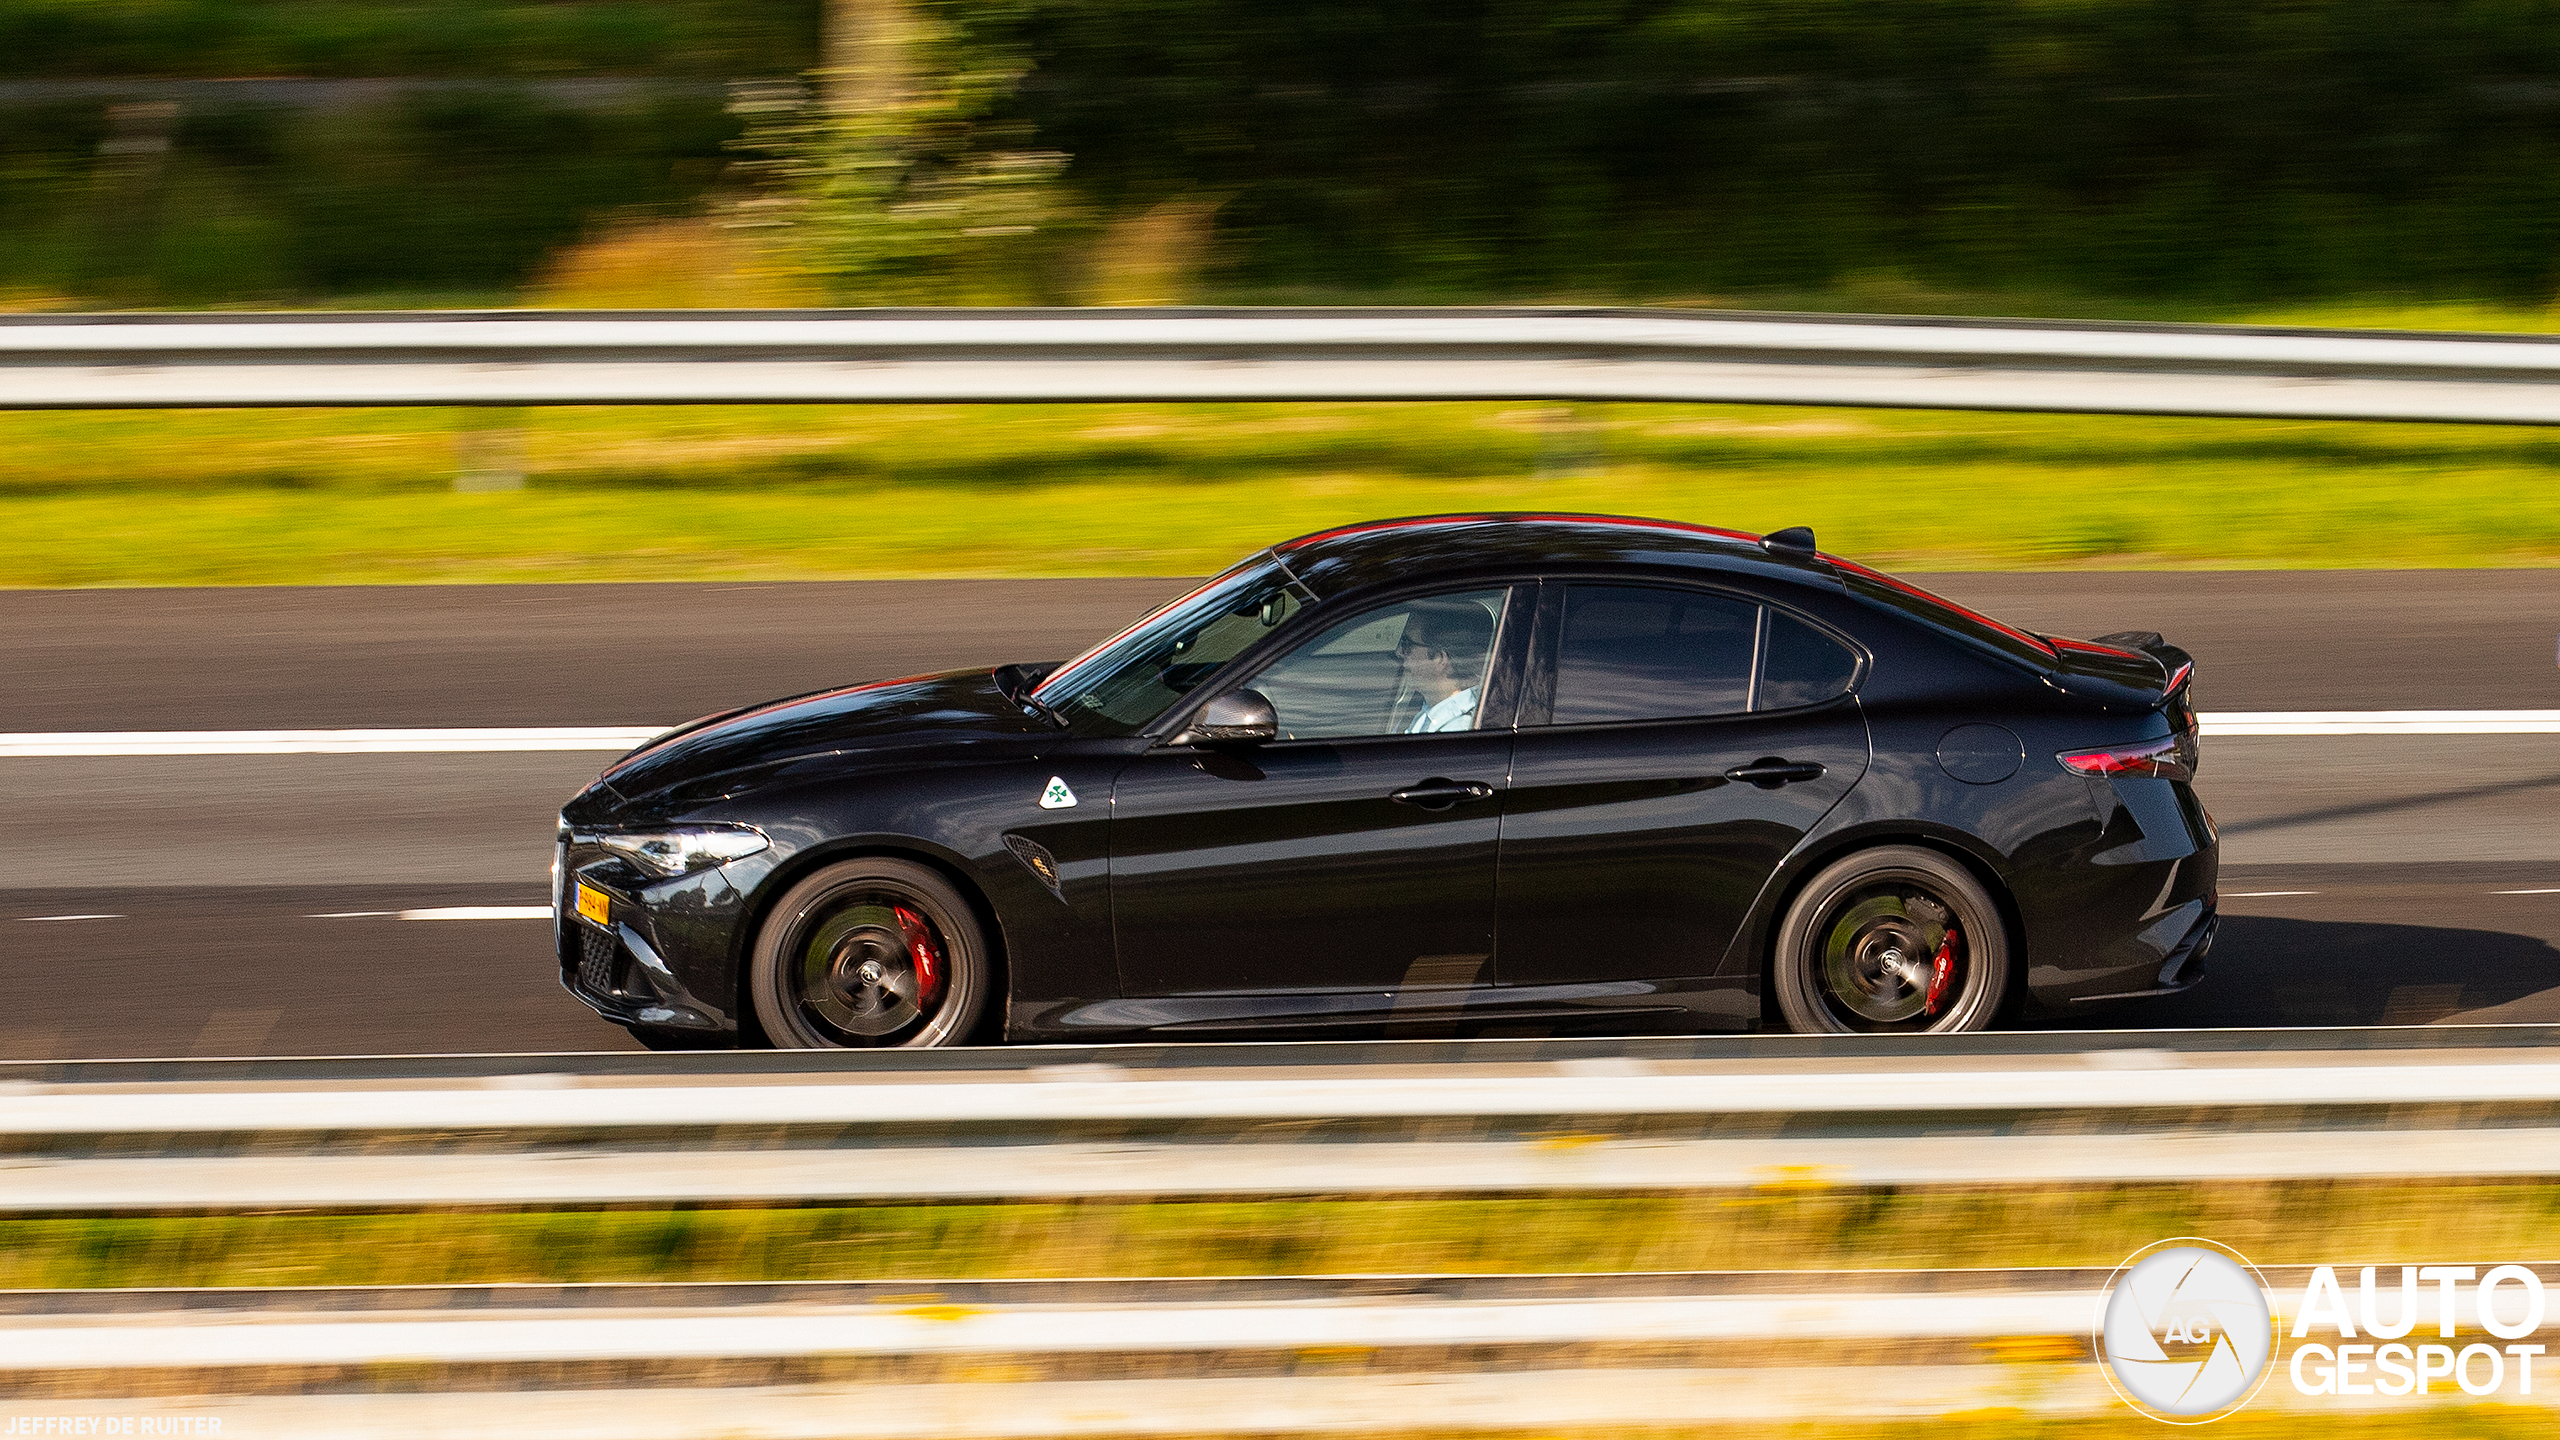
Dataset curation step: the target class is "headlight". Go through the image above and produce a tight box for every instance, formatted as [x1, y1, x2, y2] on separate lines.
[592, 824, 770, 878]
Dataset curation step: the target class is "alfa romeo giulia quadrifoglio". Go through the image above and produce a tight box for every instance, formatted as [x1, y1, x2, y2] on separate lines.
[555, 514, 2215, 1048]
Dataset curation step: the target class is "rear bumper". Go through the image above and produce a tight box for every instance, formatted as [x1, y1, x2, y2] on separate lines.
[2062, 905, 2217, 1006]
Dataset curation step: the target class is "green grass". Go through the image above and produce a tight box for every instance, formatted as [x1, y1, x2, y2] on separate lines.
[9, 1181, 2557, 1289]
[1336, 1418, 2560, 1439]
[8, 392, 2560, 585]
[11, 296, 2560, 586]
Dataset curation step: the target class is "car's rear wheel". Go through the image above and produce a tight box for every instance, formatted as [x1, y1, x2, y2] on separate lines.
[1772, 846, 2009, 1034]
[749, 858, 990, 1049]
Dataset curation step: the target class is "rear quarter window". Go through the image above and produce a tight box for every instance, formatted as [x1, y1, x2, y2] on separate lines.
[1759, 611, 1859, 709]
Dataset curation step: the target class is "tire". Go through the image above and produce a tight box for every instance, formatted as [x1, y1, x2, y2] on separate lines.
[1772, 846, 2010, 1035]
[748, 858, 991, 1049]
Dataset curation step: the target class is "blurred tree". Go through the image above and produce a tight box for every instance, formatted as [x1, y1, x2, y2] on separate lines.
[730, 0, 1066, 302]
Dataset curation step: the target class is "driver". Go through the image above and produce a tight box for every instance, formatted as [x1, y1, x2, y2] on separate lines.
[1395, 600, 1496, 733]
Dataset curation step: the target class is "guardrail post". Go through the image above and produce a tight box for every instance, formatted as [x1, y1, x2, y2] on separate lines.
[454, 411, 526, 492]
[1534, 404, 1603, 478]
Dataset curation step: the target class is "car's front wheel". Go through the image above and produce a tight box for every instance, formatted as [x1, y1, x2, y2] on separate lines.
[1772, 846, 2009, 1034]
[748, 858, 991, 1048]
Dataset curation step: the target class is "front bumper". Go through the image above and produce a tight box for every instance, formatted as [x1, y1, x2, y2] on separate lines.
[554, 831, 758, 1035]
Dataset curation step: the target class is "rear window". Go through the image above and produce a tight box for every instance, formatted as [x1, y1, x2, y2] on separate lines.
[1831, 560, 2056, 668]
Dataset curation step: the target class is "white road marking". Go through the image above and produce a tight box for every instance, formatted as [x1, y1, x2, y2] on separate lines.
[0, 726, 667, 757]
[2223, 891, 2316, 898]
[397, 906, 554, 921]
[14, 914, 121, 922]
[2495, 889, 2560, 895]
[0, 710, 2555, 757]
[2202, 709, 2560, 735]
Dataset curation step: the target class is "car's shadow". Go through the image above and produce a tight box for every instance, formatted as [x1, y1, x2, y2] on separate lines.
[2041, 915, 2560, 1029]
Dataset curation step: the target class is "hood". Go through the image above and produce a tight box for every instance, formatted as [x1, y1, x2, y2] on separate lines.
[587, 667, 1042, 809]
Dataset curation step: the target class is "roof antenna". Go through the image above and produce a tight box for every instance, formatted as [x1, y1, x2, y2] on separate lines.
[1761, 526, 1817, 556]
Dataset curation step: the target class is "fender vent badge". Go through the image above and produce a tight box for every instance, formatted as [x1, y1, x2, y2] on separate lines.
[1038, 776, 1077, 810]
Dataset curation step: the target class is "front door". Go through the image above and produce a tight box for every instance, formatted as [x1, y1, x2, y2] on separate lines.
[1496, 581, 1870, 987]
[1112, 586, 1524, 1002]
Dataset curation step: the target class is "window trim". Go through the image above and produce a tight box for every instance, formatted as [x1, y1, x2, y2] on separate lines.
[1523, 574, 1868, 730]
[1149, 580, 1534, 746]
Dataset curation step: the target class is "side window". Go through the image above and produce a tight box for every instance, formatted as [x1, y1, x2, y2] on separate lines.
[1550, 584, 1757, 724]
[1759, 610, 1859, 709]
[1246, 589, 1509, 740]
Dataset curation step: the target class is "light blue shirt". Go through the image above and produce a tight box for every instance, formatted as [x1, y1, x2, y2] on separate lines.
[1405, 687, 1480, 733]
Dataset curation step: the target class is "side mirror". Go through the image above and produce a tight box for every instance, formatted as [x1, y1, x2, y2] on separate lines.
[1178, 688, 1278, 746]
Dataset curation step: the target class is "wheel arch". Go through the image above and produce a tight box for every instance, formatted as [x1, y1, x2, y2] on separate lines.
[731, 835, 1013, 1047]
[1742, 824, 2030, 1024]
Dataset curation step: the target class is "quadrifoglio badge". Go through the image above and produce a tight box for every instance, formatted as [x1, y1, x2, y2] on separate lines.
[2097, 1239, 2550, 1422]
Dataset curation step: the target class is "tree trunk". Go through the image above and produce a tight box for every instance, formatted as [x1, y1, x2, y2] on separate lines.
[826, 0, 918, 118]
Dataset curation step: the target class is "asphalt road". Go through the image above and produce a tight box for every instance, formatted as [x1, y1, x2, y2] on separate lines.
[2, 570, 2555, 731]
[7, 869, 2555, 1058]
[3, 571, 2554, 1058]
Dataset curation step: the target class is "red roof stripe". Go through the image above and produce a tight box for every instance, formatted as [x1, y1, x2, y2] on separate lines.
[1278, 515, 1492, 549]
[1280, 513, 1761, 551]
[1819, 553, 2058, 658]
[1511, 513, 1763, 543]
[2048, 635, 2146, 660]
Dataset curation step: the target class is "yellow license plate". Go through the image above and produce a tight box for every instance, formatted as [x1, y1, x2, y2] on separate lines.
[575, 883, 611, 926]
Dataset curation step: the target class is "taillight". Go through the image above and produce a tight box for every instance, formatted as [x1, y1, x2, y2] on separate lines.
[2059, 735, 2194, 782]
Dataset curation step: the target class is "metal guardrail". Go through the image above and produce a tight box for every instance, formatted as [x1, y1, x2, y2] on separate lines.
[10, 1033, 2559, 1210]
[14, 1054, 2560, 1134]
[14, 1268, 2557, 1431]
[17, 1039, 2558, 1432]
[13, 306, 2560, 422]
[0, 1272, 2103, 1372]
[0, 1271, 2158, 1433]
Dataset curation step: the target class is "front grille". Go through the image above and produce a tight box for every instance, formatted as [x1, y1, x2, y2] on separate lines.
[578, 925, 623, 994]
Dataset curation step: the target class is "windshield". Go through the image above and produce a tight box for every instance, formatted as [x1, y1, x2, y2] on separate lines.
[1030, 555, 1311, 736]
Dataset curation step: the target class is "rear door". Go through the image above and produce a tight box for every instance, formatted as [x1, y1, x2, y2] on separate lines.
[1494, 580, 1869, 987]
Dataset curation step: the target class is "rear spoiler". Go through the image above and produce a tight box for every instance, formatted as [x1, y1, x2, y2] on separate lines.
[2092, 630, 2196, 704]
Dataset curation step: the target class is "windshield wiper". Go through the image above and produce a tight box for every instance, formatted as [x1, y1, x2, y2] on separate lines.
[1017, 691, 1073, 730]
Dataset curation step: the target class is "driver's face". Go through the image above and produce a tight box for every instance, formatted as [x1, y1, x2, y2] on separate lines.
[1396, 635, 1453, 690]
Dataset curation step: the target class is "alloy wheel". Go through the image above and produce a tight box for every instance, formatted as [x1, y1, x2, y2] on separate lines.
[1817, 887, 1963, 1028]
[795, 896, 947, 1041]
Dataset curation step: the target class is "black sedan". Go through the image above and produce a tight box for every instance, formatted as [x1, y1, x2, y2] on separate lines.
[556, 513, 2215, 1048]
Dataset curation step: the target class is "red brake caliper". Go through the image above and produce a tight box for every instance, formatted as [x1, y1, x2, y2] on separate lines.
[1923, 924, 1960, 1017]
[894, 905, 944, 1004]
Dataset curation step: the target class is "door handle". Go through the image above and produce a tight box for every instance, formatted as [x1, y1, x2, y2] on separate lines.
[1725, 758, 1827, 788]
[1390, 778, 1497, 811]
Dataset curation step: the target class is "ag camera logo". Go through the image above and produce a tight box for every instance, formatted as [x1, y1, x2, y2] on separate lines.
[2096, 1238, 2278, 1422]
